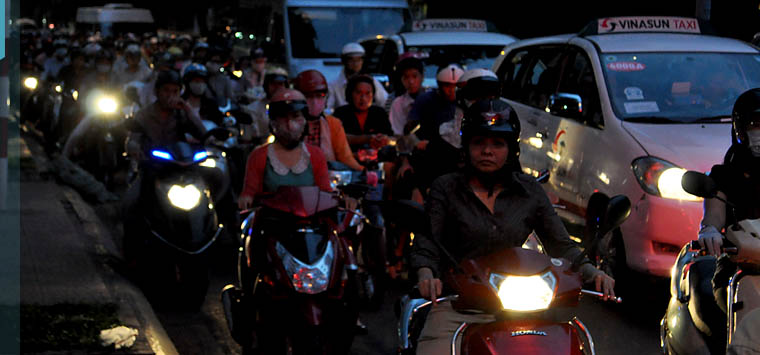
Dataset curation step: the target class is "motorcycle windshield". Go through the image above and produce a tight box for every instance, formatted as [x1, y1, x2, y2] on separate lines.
[259, 186, 339, 218]
[276, 227, 330, 265]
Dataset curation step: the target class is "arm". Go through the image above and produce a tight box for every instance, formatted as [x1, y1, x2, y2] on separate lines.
[410, 178, 448, 301]
[699, 190, 727, 255]
[307, 145, 332, 192]
[327, 117, 364, 171]
[239, 147, 267, 208]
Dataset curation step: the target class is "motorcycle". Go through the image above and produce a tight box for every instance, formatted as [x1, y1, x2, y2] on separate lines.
[125, 127, 233, 310]
[395, 191, 631, 354]
[660, 171, 760, 354]
[220, 186, 359, 354]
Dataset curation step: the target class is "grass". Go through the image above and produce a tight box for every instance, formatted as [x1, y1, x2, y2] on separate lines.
[21, 303, 122, 352]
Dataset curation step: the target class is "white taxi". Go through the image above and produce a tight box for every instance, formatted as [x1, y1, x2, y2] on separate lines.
[492, 16, 760, 279]
[359, 18, 517, 91]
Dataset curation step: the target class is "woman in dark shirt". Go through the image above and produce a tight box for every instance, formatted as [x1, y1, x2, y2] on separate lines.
[410, 99, 615, 354]
[333, 74, 393, 152]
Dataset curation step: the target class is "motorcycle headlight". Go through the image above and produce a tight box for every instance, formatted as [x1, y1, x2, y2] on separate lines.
[24, 77, 38, 90]
[167, 184, 202, 211]
[199, 157, 216, 168]
[276, 240, 334, 294]
[54, 84, 62, 93]
[632, 157, 701, 201]
[72, 90, 79, 101]
[96, 96, 119, 114]
[489, 271, 556, 311]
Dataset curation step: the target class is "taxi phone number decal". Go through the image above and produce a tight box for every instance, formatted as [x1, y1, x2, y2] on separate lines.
[607, 62, 646, 72]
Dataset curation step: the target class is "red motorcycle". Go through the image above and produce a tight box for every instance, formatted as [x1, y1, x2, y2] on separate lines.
[396, 193, 631, 354]
[221, 186, 359, 354]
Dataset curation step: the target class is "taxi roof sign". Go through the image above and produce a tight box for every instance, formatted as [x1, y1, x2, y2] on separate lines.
[580, 16, 716, 36]
[405, 19, 495, 33]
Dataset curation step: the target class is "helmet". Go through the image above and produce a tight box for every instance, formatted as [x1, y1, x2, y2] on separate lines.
[155, 69, 182, 90]
[182, 63, 208, 84]
[153, 52, 175, 70]
[436, 64, 464, 84]
[458, 68, 499, 101]
[268, 88, 307, 119]
[732, 88, 760, 145]
[193, 42, 209, 51]
[461, 99, 520, 144]
[83, 42, 103, 57]
[263, 67, 289, 87]
[167, 46, 184, 56]
[250, 47, 266, 59]
[394, 52, 424, 76]
[124, 44, 142, 58]
[341, 42, 365, 57]
[293, 70, 328, 94]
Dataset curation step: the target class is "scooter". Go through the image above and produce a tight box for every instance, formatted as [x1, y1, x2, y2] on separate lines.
[220, 186, 359, 354]
[395, 192, 631, 354]
[660, 171, 760, 354]
[126, 127, 233, 310]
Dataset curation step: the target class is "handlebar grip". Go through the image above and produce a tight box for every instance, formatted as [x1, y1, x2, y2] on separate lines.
[689, 239, 738, 255]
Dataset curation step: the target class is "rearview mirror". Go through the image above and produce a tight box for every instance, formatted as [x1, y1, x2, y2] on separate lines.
[547, 93, 583, 119]
[681, 171, 717, 198]
[601, 195, 631, 236]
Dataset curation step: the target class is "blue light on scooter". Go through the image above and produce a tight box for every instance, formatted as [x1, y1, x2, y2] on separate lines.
[193, 151, 208, 162]
[151, 150, 173, 161]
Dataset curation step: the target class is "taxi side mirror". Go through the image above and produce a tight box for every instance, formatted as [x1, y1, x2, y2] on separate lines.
[547, 93, 583, 119]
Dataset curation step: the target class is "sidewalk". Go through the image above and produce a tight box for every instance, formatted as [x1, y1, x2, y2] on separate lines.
[19, 133, 178, 355]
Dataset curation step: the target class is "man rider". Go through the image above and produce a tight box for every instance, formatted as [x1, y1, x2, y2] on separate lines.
[243, 69, 289, 144]
[327, 42, 388, 110]
[388, 52, 426, 136]
[293, 69, 363, 171]
[410, 99, 615, 354]
[182, 63, 224, 126]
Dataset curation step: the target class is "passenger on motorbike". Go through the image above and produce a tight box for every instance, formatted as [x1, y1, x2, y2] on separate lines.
[690, 88, 760, 351]
[294, 69, 363, 171]
[327, 42, 388, 110]
[406, 63, 464, 143]
[205, 47, 237, 107]
[237, 88, 331, 210]
[389, 52, 426, 136]
[410, 98, 616, 354]
[244, 69, 289, 143]
[181, 63, 224, 127]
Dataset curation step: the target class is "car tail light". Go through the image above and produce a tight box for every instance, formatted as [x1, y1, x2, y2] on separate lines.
[275, 240, 334, 294]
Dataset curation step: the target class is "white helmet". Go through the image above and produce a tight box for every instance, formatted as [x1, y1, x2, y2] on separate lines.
[458, 68, 497, 85]
[341, 42, 365, 57]
[436, 64, 464, 84]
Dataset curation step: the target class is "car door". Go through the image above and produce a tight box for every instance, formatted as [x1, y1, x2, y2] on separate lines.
[545, 45, 606, 226]
[498, 45, 566, 178]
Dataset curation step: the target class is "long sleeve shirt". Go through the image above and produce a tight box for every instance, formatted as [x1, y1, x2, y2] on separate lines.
[410, 171, 584, 278]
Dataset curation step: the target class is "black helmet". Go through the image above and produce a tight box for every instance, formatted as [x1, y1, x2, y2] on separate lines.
[731, 88, 760, 145]
[154, 69, 182, 90]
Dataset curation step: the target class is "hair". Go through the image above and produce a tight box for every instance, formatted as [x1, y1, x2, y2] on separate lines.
[345, 74, 375, 104]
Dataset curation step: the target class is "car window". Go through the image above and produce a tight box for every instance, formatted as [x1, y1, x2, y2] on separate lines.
[602, 52, 760, 123]
[362, 40, 385, 74]
[557, 48, 603, 128]
[502, 46, 564, 109]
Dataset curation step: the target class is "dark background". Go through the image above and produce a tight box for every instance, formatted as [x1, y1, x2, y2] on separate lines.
[20, 0, 760, 42]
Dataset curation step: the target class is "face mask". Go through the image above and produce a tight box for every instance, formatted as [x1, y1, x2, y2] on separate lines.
[307, 96, 326, 118]
[747, 130, 760, 157]
[272, 117, 306, 149]
[189, 82, 206, 96]
[97, 64, 111, 73]
[206, 62, 221, 74]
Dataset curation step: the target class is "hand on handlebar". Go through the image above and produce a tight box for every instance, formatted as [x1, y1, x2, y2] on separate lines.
[370, 134, 389, 149]
[698, 225, 724, 256]
[417, 267, 442, 304]
[580, 263, 616, 301]
[238, 195, 253, 210]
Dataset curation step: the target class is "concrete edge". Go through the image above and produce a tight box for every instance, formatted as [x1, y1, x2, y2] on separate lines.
[60, 186, 179, 355]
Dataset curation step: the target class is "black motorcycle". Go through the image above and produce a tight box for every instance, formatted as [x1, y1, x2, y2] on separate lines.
[125, 128, 233, 310]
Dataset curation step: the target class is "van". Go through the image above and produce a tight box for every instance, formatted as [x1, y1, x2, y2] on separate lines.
[264, 0, 411, 81]
[75, 3, 155, 38]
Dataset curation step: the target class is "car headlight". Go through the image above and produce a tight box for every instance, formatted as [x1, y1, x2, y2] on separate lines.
[489, 271, 556, 311]
[167, 184, 202, 211]
[24, 77, 38, 90]
[95, 96, 119, 114]
[632, 157, 701, 201]
[276, 239, 333, 294]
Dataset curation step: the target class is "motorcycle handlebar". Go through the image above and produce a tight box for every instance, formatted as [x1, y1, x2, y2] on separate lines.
[688, 240, 738, 255]
[581, 289, 623, 303]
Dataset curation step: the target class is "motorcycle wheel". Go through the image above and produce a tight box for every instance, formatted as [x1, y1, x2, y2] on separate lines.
[173, 260, 210, 310]
[359, 226, 388, 310]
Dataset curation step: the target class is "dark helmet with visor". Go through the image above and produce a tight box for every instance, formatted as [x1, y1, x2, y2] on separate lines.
[268, 88, 308, 120]
[732, 88, 760, 146]
[461, 98, 522, 171]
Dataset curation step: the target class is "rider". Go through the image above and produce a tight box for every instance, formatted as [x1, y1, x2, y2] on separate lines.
[113, 44, 152, 88]
[388, 52, 426, 136]
[243, 68, 289, 144]
[410, 99, 615, 354]
[205, 46, 237, 107]
[327, 42, 388, 110]
[182, 63, 224, 126]
[333, 74, 393, 152]
[293, 69, 363, 171]
[694, 88, 760, 351]
[237, 88, 331, 209]
[407, 63, 464, 143]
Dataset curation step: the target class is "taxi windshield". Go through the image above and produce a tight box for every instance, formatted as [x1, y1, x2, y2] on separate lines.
[288, 7, 408, 59]
[412, 45, 505, 84]
[602, 52, 760, 123]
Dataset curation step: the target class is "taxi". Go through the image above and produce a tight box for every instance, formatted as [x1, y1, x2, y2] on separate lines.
[491, 16, 760, 279]
[359, 18, 517, 92]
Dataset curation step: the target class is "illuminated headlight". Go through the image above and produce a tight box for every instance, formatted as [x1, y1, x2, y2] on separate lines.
[96, 96, 118, 114]
[54, 85, 62, 93]
[328, 170, 353, 189]
[632, 157, 701, 201]
[167, 184, 202, 211]
[489, 271, 556, 311]
[266, 134, 275, 144]
[199, 157, 216, 168]
[276, 240, 333, 294]
[24, 77, 38, 90]
[72, 90, 79, 101]
[232, 70, 243, 78]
